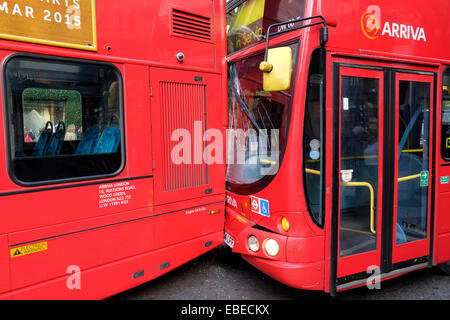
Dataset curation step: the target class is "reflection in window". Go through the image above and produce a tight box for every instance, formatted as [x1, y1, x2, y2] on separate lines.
[226, 0, 306, 54]
[22, 89, 82, 143]
[4, 56, 123, 184]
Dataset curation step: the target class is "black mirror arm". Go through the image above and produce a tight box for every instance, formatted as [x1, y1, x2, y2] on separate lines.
[263, 15, 328, 61]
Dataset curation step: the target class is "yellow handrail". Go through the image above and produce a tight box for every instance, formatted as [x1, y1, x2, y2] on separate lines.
[305, 168, 320, 175]
[341, 181, 376, 235]
[307, 168, 422, 233]
[398, 173, 421, 182]
[260, 158, 277, 165]
[401, 149, 423, 153]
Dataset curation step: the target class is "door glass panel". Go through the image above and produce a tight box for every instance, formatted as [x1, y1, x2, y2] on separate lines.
[396, 81, 430, 244]
[339, 76, 379, 257]
[441, 69, 450, 160]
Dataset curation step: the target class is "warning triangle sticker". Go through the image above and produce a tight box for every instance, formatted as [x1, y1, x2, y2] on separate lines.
[13, 249, 22, 256]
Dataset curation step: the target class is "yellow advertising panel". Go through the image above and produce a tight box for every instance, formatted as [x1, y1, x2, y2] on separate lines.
[227, 0, 266, 53]
[233, 0, 265, 27]
[0, 0, 97, 51]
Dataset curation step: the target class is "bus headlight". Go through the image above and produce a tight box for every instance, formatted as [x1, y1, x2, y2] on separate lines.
[247, 235, 260, 253]
[263, 238, 279, 257]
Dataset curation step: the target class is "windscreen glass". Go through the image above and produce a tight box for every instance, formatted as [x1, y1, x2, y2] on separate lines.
[226, 43, 298, 190]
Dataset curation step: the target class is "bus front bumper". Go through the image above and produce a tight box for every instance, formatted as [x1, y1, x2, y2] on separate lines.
[225, 206, 324, 291]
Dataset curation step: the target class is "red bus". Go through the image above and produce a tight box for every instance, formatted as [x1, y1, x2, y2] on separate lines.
[0, 0, 227, 299]
[224, 0, 450, 294]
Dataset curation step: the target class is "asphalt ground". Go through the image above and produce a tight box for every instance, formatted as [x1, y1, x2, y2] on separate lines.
[113, 244, 450, 300]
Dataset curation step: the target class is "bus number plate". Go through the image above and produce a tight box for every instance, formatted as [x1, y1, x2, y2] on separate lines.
[224, 232, 235, 248]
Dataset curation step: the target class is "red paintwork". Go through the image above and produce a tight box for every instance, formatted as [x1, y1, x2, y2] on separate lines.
[0, 0, 227, 299]
[226, 0, 450, 293]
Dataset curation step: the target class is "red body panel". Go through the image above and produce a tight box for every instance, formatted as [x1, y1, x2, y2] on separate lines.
[225, 207, 324, 290]
[0, 0, 227, 299]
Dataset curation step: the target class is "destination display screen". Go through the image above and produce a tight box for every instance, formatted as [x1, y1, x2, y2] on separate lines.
[226, 0, 305, 54]
[0, 0, 97, 51]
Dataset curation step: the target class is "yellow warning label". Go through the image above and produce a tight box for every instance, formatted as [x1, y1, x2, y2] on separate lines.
[10, 241, 48, 258]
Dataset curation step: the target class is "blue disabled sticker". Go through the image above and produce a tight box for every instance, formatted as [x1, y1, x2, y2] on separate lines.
[259, 199, 270, 217]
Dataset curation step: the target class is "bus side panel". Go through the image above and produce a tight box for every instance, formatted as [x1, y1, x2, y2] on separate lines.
[1, 232, 221, 299]
[0, 179, 153, 235]
[436, 191, 450, 264]
[123, 64, 153, 178]
[8, 208, 155, 291]
[436, 192, 450, 234]
[436, 233, 450, 265]
[154, 231, 224, 279]
[153, 201, 224, 251]
[0, 50, 10, 293]
[96, 0, 216, 71]
[0, 235, 10, 293]
[3, 248, 157, 299]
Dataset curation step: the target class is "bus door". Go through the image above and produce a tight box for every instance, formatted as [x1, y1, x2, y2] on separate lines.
[392, 72, 434, 265]
[332, 63, 434, 289]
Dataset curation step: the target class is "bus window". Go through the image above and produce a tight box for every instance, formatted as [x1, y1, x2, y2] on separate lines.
[226, 0, 306, 54]
[4, 55, 124, 185]
[442, 67, 450, 160]
[303, 48, 325, 226]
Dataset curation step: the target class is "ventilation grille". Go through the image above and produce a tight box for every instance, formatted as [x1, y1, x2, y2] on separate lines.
[171, 8, 212, 41]
[160, 81, 208, 191]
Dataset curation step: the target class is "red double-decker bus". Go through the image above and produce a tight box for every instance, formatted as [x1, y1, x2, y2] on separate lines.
[0, 0, 227, 299]
[224, 0, 450, 294]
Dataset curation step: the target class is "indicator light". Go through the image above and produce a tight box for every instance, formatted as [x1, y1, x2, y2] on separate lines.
[281, 217, 290, 232]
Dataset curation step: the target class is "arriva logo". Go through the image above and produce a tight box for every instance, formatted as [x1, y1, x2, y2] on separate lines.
[361, 5, 381, 39]
[361, 5, 427, 42]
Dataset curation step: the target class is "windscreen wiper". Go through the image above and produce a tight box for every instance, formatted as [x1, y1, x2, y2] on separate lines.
[229, 64, 262, 131]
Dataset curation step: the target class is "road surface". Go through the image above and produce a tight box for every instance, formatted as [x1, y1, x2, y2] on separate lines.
[113, 244, 450, 300]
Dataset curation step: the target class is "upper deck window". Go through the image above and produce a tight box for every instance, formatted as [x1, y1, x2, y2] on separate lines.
[3, 55, 124, 186]
[226, 0, 306, 54]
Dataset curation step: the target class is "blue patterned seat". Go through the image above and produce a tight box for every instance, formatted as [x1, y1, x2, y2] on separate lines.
[75, 127, 100, 155]
[93, 126, 120, 154]
[43, 122, 66, 156]
[32, 121, 53, 157]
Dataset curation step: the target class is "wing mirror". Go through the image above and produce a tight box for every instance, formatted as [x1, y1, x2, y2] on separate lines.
[259, 47, 292, 92]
